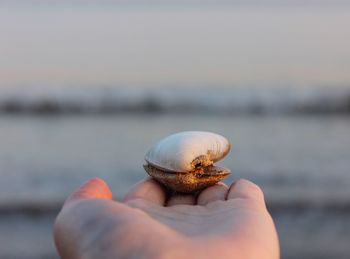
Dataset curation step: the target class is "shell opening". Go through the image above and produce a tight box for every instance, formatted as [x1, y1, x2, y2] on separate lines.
[191, 154, 214, 169]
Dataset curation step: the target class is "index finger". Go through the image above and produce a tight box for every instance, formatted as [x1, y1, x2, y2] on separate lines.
[123, 178, 167, 206]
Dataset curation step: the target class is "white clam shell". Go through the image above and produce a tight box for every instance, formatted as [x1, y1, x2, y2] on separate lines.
[145, 131, 230, 173]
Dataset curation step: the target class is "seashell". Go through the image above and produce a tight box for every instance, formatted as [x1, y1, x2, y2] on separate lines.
[144, 131, 231, 193]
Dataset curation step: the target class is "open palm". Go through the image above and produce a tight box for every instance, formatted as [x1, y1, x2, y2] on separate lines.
[54, 178, 279, 259]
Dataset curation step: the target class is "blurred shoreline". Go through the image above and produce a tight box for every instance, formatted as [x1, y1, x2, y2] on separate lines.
[0, 88, 349, 115]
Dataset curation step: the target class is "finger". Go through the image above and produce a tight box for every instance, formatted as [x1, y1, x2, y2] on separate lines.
[65, 177, 112, 205]
[197, 182, 229, 206]
[166, 194, 196, 206]
[227, 179, 265, 204]
[123, 178, 166, 205]
[55, 178, 114, 259]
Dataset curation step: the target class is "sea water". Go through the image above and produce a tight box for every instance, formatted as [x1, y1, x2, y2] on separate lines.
[0, 114, 350, 258]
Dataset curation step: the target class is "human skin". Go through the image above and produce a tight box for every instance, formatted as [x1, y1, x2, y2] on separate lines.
[54, 178, 279, 259]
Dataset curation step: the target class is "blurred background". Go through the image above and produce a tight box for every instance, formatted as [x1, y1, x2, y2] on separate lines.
[1, 0, 350, 258]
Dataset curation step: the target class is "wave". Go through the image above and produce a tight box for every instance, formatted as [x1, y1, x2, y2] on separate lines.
[0, 88, 349, 115]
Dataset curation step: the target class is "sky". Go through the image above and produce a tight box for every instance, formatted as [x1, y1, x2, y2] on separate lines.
[1, 3, 350, 92]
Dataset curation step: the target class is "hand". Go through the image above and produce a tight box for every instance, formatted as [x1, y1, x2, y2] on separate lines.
[54, 178, 279, 259]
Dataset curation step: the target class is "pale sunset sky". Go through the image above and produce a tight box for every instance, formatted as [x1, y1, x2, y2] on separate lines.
[1, 2, 350, 92]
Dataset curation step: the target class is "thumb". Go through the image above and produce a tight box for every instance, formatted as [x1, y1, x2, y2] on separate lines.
[65, 177, 113, 205]
[54, 178, 113, 259]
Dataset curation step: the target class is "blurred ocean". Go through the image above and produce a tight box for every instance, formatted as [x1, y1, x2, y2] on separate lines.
[1, 1, 350, 259]
[1, 111, 350, 258]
